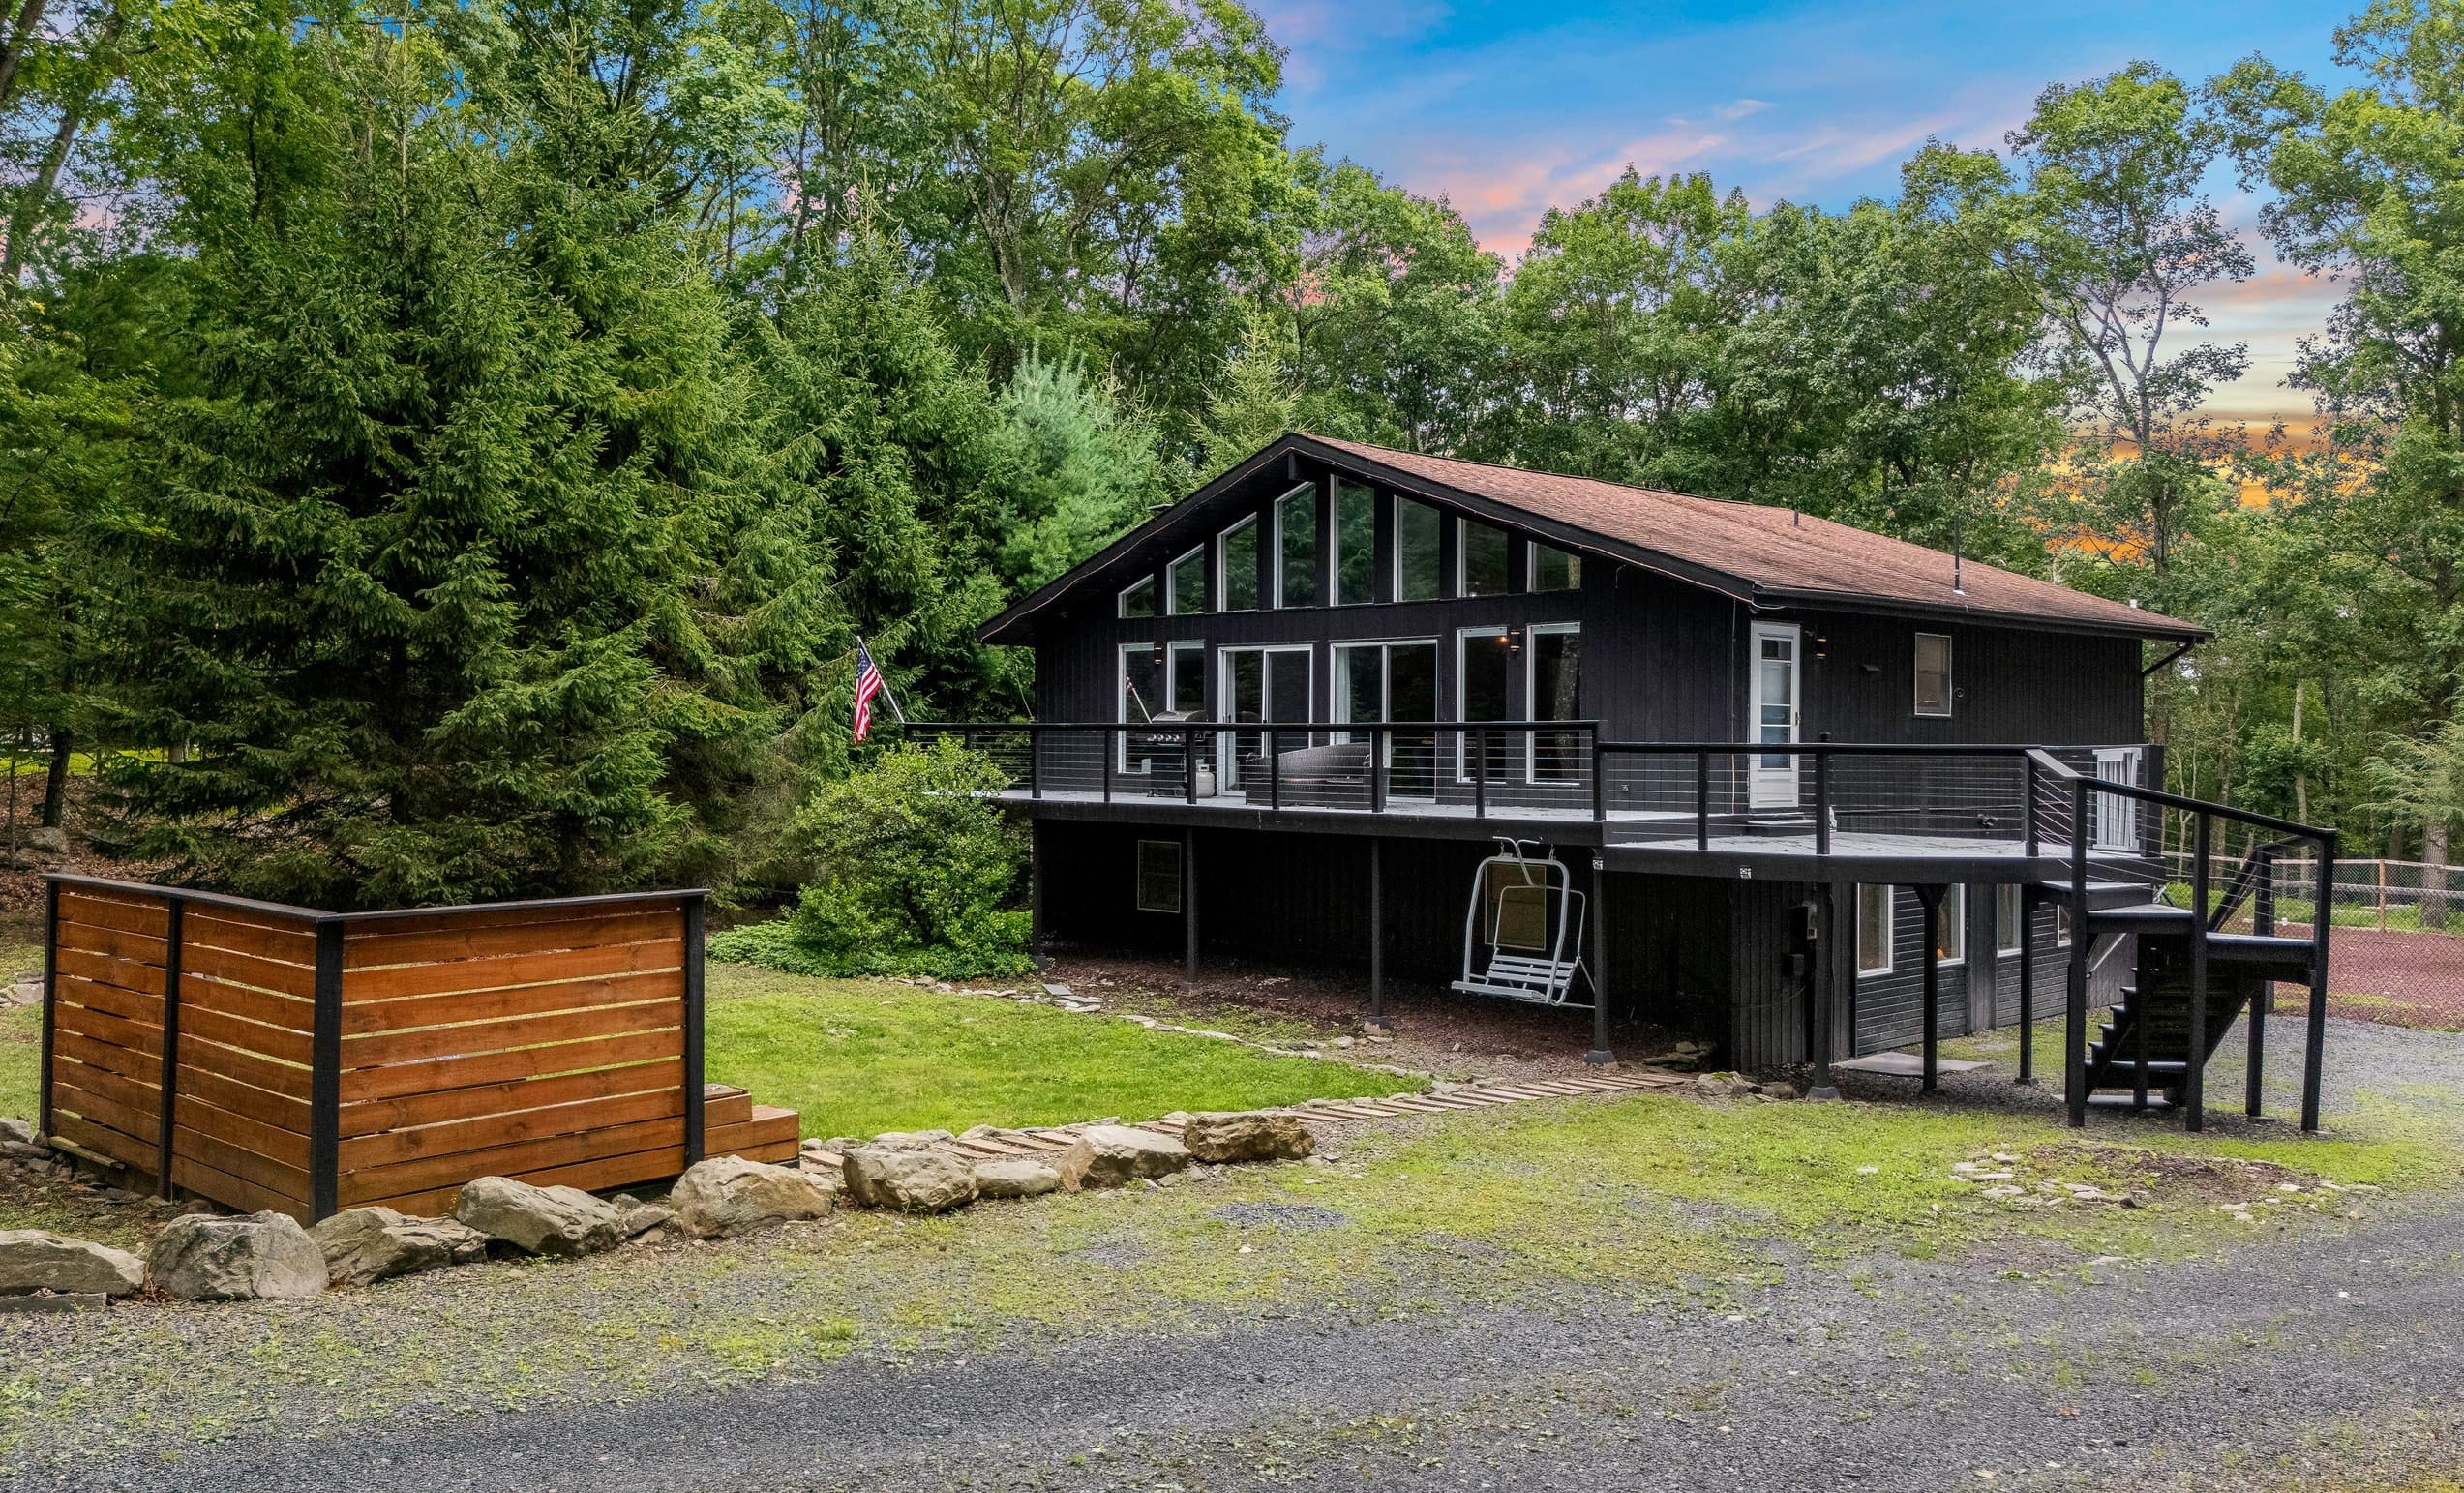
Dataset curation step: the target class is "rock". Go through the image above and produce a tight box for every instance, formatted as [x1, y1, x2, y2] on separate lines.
[0, 1117, 34, 1145]
[311, 1208, 488, 1287]
[972, 1157, 1063, 1199]
[147, 1212, 327, 1301]
[1181, 1112, 1314, 1165]
[1075, 1125, 1192, 1188]
[1694, 1071, 1758, 1099]
[0, 1229, 145, 1297]
[870, 1129, 956, 1147]
[1759, 1079, 1800, 1101]
[22, 826, 66, 853]
[840, 1144, 977, 1214]
[451, 1177, 626, 1257]
[669, 1156, 837, 1237]
[617, 1203, 676, 1239]
[0, 1291, 107, 1314]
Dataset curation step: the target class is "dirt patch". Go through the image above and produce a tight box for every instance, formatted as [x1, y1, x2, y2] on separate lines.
[1037, 950, 1689, 1086]
[0, 1145, 192, 1250]
[2019, 1143, 2355, 1211]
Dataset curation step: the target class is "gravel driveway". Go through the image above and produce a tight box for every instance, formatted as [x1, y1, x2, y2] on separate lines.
[17, 1013, 2464, 1493]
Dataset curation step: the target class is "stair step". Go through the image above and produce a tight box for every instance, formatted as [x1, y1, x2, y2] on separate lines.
[2088, 905, 2199, 931]
[1742, 817, 1818, 838]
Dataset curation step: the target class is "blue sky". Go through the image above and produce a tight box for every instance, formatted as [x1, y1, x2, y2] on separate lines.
[1255, 0, 2359, 424]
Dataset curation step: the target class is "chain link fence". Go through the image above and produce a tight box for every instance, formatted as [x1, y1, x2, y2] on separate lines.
[2157, 851, 2464, 1031]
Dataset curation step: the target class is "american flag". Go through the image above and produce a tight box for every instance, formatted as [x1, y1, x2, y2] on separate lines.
[852, 641, 886, 743]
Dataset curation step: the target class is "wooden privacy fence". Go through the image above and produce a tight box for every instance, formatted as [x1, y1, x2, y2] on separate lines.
[35, 875, 796, 1222]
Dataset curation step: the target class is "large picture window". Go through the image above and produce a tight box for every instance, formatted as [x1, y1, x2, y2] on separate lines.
[1275, 484, 1319, 608]
[1218, 517, 1258, 611]
[1857, 884, 1893, 976]
[1527, 624, 1582, 783]
[1459, 519, 1510, 598]
[1396, 497, 1443, 602]
[1334, 478, 1376, 606]
[1914, 632, 1953, 717]
[1168, 546, 1206, 616]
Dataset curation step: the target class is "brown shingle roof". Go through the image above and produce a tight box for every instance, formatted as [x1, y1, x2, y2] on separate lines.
[1309, 435, 2204, 640]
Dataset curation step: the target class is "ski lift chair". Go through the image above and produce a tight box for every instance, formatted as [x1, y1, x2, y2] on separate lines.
[1452, 838, 1591, 1007]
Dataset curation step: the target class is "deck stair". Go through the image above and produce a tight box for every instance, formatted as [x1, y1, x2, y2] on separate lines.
[2076, 908, 2317, 1109]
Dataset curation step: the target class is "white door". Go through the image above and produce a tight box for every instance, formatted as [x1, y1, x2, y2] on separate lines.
[1749, 623, 1801, 810]
[2094, 747, 2143, 851]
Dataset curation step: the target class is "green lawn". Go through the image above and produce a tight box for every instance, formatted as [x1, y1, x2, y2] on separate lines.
[0, 1003, 36, 1125]
[705, 963, 1414, 1139]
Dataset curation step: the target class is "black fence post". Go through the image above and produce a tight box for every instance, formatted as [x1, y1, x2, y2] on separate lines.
[2065, 777, 2090, 1128]
[2185, 813, 2210, 1132]
[2016, 886, 2035, 1086]
[1367, 838, 1389, 1030]
[1101, 728, 1114, 804]
[2023, 754, 2039, 859]
[1585, 852, 1613, 1065]
[2301, 834, 2335, 1132]
[1370, 725, 1388, 815]
[1591, 729, 1607, 824]
[1473, 728, 1487, 821]
[155, 896, 185, 1200]
[1917, 884, 1941, 1093]
[1814, 752, 1831, 856]
[683, 894, 706, 1166]
[1695, 752, 1710, 851]
[36, 878, 57, 1139]
[1028, 726, 1041, 801]
[310, 919, 344, 1223]
[1268, 730, 1280, 813]
[1184, 726, 1198, 806]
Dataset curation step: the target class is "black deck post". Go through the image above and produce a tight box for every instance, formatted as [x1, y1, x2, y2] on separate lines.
[309, 919, 344, 1222]
[1591, 728, 1606, 823]
[1028, 724, 1041, 800]
[1585, 852, 1613, 1065]
[1101, 728, 1114, 804]
[682, 894, 706, 1165]
[2300, 833, 2334, 1132]
[1916, 884, 1941, 1093]
[1814, 751, 1830, 855]
[1370, 725, 1387, 814]
[2023, 754, 2039, 858]
[1366, 838, 1390, 1029]
[2185, 813, 2210, 1132]
[155, 896, 185, 1199]
[1473, 728, 1487, 821]
[1695, 751, 1710, 851]
[2065, 777, 2090, 1127]
[36, 878, 57, 1139]
[1807, 881, 1842, 1100]
[2016, 885, 2035, 1086]
[1183, 826, 1199, 986]
[1028, 819, 1046, 963]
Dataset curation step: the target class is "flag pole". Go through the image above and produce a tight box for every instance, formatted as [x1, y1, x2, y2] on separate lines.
[856, 635, 910, 726]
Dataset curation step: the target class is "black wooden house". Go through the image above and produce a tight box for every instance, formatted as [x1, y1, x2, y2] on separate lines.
[950, 434, 2337, 1130]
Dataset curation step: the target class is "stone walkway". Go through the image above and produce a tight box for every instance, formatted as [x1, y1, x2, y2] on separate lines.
[795, 1068, 1688, 1179]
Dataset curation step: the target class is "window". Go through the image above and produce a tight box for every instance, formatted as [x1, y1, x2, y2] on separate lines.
[1457, 627, 1513, 781]
[1336, 641, 1438, 793]
[1857, 884, 1894, 975]
[1459, 519, 1511, 597]
[1275, 484, 1318, 608]
[1168, 641, 1206, 715]
[1936, 884, 1966, 967]
[1167, 546, 1206, 616]
[1120, 642, 1164, 772]
[1396, 497, 1443, 602]
[1119, 574, 1157, 618]
[1997, 885, 2023, 957]
[1135, 839, 1182, 913]
[1218, 517, 1258, 611]
[2055, 901, 2073, 948]
[1914, 632, 1953, 717]
[1527, 624, 1582, 783]
[1530, 543, 1582, 593]
[1217, 644, 1312, 791]
[1334, 479, 1376, 606]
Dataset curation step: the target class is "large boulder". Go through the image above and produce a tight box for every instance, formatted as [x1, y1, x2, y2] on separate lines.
[1181, 1112, 1314, 1165]
[841, 1143, 977, 1213]
[0, 1229, 144, 1297]
[1075, 1125, 1192, 1189]
[670, 1156, 837, 1238]
[451, 1177, 626, 1257]
[971, 1156, 1063, 1200]
[311, 1208, 489, 1287]
[147, 1212, 326, 1301]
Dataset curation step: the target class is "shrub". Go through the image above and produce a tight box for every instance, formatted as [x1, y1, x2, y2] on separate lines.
[712, 738, 1032, 979]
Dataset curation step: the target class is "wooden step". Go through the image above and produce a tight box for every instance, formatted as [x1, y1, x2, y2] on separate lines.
[704, 1083, 753, 1128]
[708, 1103, 799, 1164]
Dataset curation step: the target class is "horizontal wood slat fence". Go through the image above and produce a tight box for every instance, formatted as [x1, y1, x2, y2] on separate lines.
[36, 875, 717, 1222]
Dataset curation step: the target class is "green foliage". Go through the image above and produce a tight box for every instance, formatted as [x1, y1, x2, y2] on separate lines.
[985, 349, 1174, 590]
[723, 737, 1032, 979]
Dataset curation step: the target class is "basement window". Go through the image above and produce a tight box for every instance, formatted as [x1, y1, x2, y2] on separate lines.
[1856, 884, 1893, 976]
[1937, 884, 1966, 968]
[1997, 884, 2024, 957]
[1136, 839, 1182, 913]
[1913, 633, 1953, 717]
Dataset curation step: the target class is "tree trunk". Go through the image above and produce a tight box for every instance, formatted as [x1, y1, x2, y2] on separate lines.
[2425, 820, 2449, 933]
[40, 724, 69, 829]
[2291, 678, 2308, 823]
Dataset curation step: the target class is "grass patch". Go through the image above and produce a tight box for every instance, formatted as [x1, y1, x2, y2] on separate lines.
[704, 963, 1414, 1138]
[0, 1002, 36, 1125]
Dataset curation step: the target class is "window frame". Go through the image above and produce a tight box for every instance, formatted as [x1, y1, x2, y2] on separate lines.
[1118, 574, 1157, 618]
[1937, 884, 1967, 969]
[1272, 482, 1318, 610]
[1457, 517, 1512, 598]
[2055, 901, 2073, 948]
[1454, 624, 1515, 783]
[1393, 495, 1444, 603]
[1856, 883, 1894, 976]
[1996, 884, 2024, 957]
[1135, 838, 1182, 914]
[1332, 477, 1376, 607]
[1167, 640, 1207, 716]
[1217, 515, 1259, 612]
[1166, 545, 1206, 617]
[1523, 622, 1582, 785]
[1913, 631, 1954, 718]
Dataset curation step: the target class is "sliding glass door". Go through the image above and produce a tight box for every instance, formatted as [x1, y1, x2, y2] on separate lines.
[1334, 641, 1438, 795]
[1218, 645, 1312, 791]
